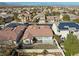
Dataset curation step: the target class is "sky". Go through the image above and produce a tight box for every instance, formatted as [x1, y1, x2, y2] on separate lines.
[0, 2, 79, 6]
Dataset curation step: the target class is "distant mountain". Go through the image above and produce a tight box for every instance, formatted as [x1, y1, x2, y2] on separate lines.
[0, 2, 8, 6]
[0, 2, 21, 6]
[0, 2, 79, 6]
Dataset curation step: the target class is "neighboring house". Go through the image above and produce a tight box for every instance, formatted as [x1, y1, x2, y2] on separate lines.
[65, 14, 79, 20]
[68, 14, 77, 20]
[22, 25, 53, 45]
[52, 23, 61, 36]
[73, 31, 79, 40]
[18, 11, 31, 23]
[13, 25, 26, 34]
[33, 13, 45, 24]
[58, 22, 79, 39]
[0, 12, 14, 23]
[52, 21, 79, 40]
[47, 16, 59, 23]
[0, 28, 17, 47]
[69, 14, 76, 20]
[0, 25, 26, 48]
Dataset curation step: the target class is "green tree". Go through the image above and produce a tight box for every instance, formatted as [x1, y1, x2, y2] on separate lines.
[63, 15, 70, 21]
[73, 18, 79, 23]
[0, 17, 5, 28]
[13, 13, 21, 22]
[64, 32, 79, 56]
[31, 12, 36, 19]
[0, 19, 3, 25]
[42, 49, 48, 56]
[52, 12, 60, 16]
[0, 17, 4, 25]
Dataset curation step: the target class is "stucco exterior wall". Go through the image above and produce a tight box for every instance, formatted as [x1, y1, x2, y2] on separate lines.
[73, 31, 79, 40]
[36, 37, 53, 44]
[60, 30, 69, 38]
[23, 39, 33, 44]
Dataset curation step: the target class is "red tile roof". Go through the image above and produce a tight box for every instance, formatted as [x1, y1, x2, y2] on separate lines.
[23, 25, 53, 38]
[13, 25, 26, 34]
[0, 30, 17, 40]
[28, 25, 53, 37]
[0, 26, 26, 41]
[22, 30, 33, 40]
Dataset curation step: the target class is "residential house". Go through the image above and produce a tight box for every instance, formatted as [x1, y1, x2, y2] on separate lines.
[73, 31, 79, 40]
[46, 16, 60, 23]
[0, 12, 14, 23]
[61, 13, 79, 21]
[33, 13, 45, 24]
[0, 25, 26, 48]
[52, 21, 79, 40]
[18, 11, 31, 23]
[68, 14, 77, 20]
[58, 22, 79, 39]
[22, 25, 53, 45]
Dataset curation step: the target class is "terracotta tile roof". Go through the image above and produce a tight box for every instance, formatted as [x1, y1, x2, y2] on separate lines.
[23, 25, 53, 37]
[0, 26, 26, 41]
[13, 25, 26, 34]
[22, 30, 33, 40]
[28, 25, 53, 37]
[0, 30, 17, 40]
